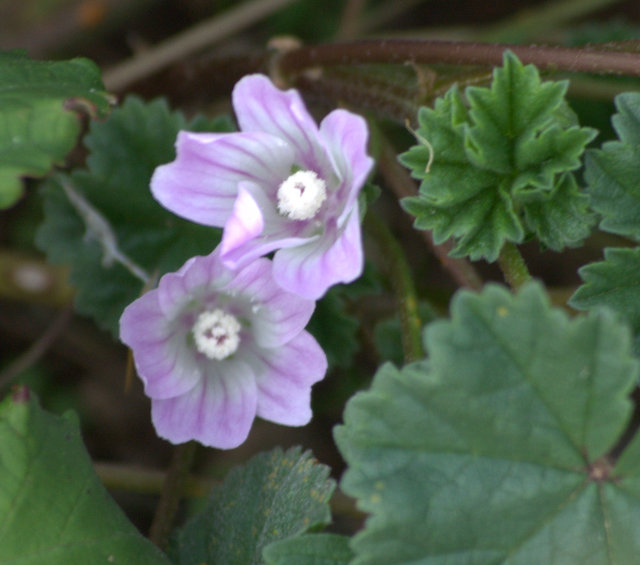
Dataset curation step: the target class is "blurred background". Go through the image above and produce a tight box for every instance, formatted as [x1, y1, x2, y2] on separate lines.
[1, 0, 640, 534]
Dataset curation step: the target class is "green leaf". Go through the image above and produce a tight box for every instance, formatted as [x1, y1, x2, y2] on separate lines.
[263, 533, 354, 565]
[570, 246, 640, 352]
[335, 282, 640, 564]
[0, 50, 111, 209]
[585, 92, 640, 240]
[399, 51, 596, 261]
[0, 388, 171, 565]
[36, 96, 229, 336]
[171, 447, 335, 565]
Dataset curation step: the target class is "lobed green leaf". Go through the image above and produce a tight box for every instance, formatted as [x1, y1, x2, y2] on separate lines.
[399, 51, 596, 261]
[0, 389, 171, 565]
[585, 92, 640, 240]
[335, 282, 640, 564]
[171, 447, 334, 565]
[570, 246, 640, 352]
[36, 96, 230, 336]
[0, 50, 111, 208]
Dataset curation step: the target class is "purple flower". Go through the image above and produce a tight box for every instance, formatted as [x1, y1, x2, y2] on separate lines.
[151, 74, 374, 299]
[119, 250, 327, 449]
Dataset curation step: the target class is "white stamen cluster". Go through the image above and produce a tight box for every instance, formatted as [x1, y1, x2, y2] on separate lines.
[192, 309, 241, 360]
[277, 170, 327, 221]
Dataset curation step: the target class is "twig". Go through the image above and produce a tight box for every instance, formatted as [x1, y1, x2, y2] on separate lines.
[0, 305, 73, 390]
[103, 0, 299, 91]
[59, 177, 149, 284]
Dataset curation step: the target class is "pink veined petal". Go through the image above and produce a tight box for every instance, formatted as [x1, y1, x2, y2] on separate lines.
[219, 185, 265, 267]
[120, 292, 201, 399]
[225, 258, 315, 348]
[319, 109, 374, 216]
[272, 208, 363, 299]
[219, 182, 312, 271]
[151, 358, 258, 448]
[232, 74, 328, 172]
[248, 331, 327, 426]
[151, 130, 294, 226]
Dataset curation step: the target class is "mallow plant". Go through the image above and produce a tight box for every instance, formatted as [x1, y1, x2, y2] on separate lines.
[4, 32, 640, 565]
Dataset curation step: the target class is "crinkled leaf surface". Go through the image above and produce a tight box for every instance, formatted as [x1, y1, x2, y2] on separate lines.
[570, 247, 640, 353]
[0, 389, 171, 565]
[171, 447, 334, 565]
[585, 92, 640, 240]
[335, 282, 640, 564]
[399, 51, 596, 261]
[0, 50, 111, 208]
[36, 96, 230, 336]
[263, 533, 354, 565]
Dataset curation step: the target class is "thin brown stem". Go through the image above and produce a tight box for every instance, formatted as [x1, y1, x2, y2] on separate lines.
[0, 305, 73, 390]
[278, 39, 640, 78]
[149, 441, 198, 549]
[377, 135, 483, 290]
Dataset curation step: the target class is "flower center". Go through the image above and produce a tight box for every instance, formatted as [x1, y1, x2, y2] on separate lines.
[277, 170, 327, 221]
[192, 309, 241, 360]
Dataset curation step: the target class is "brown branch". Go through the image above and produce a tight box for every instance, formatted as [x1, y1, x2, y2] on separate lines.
[377, 135, 483, 291]
[278, 39, 640, 77]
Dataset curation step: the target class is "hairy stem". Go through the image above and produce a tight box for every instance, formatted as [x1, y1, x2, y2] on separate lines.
[498, 242, 532, 291]
[278, 39, 640, 77]
[365, 212, 423, 363]
[376, 134, 483, 290]
[149, 441, 198, 549]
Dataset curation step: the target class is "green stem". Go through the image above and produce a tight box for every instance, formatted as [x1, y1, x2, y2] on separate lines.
[497, 242, 532, 291]
[149, 441, 198, 549]
[365, 212, 423, 363]
[95, 461, 213, 498]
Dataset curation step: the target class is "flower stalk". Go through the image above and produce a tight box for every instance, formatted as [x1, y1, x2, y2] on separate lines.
[365, 212, 423, 363]
[149, 441, 198, 549]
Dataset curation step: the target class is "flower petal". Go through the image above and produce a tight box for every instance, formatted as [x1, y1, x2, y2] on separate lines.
[219, 185, 265, 265]
[226, 258, 315, 347]
[220, 182, 311, 271]
[151, 130, 294, 226]
[120, 292, 201, 399]
[151, 358, 258, 448]
[273, 209, 363, 299]
[319, 109, 374, 215]
[249, 331, 327, 426]
[232, 74, 328, 172]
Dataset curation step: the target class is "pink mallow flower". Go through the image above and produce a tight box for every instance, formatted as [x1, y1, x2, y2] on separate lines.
[151, 74, 374, 299]
[119, 250, 327, 449]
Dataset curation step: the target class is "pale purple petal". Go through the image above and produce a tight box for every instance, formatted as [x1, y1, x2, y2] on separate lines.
[273, 209, 363, 299]
[151, 130, 294, 226]
[151, 359, 258, 448]
[250, 331, 327, 426]
[220, 182, 312, 270]
[219, 185, 265, 266]
[226, 258, 315, 347]
[319, 109, 374, 215]
[232, 74, 328, 171]
[120, 293, 201, 399]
